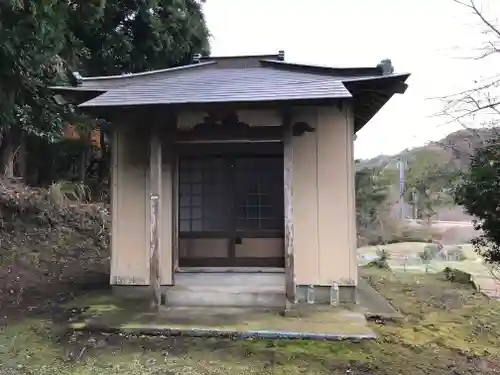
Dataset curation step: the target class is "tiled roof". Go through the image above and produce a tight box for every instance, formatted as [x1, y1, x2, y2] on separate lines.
[78, 67, 353, 108]
[78, 62, 216, 90]
[50, 54, 410, 131]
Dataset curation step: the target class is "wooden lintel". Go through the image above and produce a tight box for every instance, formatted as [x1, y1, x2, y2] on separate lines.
[175, 126, 283, 142]
[283, 113, 296, 306]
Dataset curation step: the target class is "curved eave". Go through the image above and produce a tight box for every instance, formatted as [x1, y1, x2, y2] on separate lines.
[50, 86, 106, 105]
[344, 73, 411, 132]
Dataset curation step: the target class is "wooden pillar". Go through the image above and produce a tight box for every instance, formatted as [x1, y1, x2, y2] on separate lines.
[110, 128, 118, 284]
[172, 153, 179, 272]
[149, 126, 162, 308]
[283, 114, 296, 306]
[160, 125, 174, 284]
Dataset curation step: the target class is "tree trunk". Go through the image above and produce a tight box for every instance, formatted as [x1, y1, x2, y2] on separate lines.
[2, 132, 14, 178]
[79, 130, 91, 183]
[38, 143, 55, 186]
[97, 126, 107, 183]
[16, 133, 26, 180]
[80, 147, 88, 183]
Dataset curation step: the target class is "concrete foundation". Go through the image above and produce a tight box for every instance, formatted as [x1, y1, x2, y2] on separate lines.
[295, 285, 357, 305]
[112, 272, 357, 307]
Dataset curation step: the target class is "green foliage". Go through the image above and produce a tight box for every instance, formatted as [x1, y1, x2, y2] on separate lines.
[423, 243, 439, 259]
[366, 247, 391, 269]
[0, 0, 211, 186]
[372, 149, 462, 222]
[442, 267, 473, 286]
[387, 227, 440, 245]
[66, 0, 210, 76]
[377, 247, 391, 261]
[355, 165, 390, 244]
[404, 150, 461, 221]
[419, 247, 435, 273]
[0, 0, 74, 141]
[454, 139, 500, 264]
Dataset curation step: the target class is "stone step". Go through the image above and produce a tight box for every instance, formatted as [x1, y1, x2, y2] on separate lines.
[164, 288, 285, 308]
[165, 272, 286, 308]
[174, 272, 285, 287]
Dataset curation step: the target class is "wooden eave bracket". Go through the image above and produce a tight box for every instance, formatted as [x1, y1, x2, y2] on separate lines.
[393, 81, 408, 94]
[292, 121, 315, 137]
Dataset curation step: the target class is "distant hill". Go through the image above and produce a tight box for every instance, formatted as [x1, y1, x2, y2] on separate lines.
[357, 127, 498, 171]
[357, 127, 499, 222]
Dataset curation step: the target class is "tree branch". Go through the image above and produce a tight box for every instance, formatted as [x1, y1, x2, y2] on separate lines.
[456, 0, 500, 40]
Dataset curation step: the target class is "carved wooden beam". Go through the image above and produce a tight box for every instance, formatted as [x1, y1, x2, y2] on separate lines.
[176, 110, 315, 142]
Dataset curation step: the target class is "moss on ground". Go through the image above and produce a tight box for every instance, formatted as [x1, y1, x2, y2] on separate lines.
[63, 293, 374, 337]
[2, 269, 500, 374]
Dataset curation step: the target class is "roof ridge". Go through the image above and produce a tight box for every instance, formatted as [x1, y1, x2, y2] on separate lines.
[89, 66, 342, 93]
[79, 61, 217, 82]
[200, 53, 280, 60]
[259, 59, 382, 75]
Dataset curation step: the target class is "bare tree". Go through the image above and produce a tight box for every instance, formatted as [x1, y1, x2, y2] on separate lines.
[440, 1, 500, 284]
[436, 0, 500, 154]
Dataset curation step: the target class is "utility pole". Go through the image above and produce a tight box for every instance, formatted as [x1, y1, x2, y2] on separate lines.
[413, 190, 418, 219]
[397, 156, 407, 222]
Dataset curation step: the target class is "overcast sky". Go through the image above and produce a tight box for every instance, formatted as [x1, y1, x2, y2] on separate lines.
[203, 0, 499, 159]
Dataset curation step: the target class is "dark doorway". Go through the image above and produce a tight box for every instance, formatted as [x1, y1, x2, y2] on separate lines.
[177, 143, 285, 267]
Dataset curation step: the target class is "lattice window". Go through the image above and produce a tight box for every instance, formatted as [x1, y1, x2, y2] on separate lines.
[179, 157, 229, 233]
[235, 157, 284, 232]
[179, 155, 284, 234]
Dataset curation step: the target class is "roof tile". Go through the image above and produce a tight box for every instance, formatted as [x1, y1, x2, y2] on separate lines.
[78, 67, 352, 107]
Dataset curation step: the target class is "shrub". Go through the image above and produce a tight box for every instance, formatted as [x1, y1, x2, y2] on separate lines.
[418, 247, 435, 273]
[365, 247, 391, 269]
[453, 140, 500, 264]
[442, 267, 474, 286]
[423, 243, 440, 259]
[362, 225, 443, 246]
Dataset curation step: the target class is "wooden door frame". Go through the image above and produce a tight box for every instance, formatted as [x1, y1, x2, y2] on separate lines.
[176, 142, 285, 268]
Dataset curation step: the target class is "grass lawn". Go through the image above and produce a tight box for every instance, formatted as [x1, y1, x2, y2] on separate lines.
[359, 242, 500, 297]
[2, 268, 500, 374]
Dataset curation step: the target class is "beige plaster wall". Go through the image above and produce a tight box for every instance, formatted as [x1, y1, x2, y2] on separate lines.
[292, 105, 357, 286]
[111, 125, 174, 286]
[110, 105, 357, 288]
[111, 125, 149, 285]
